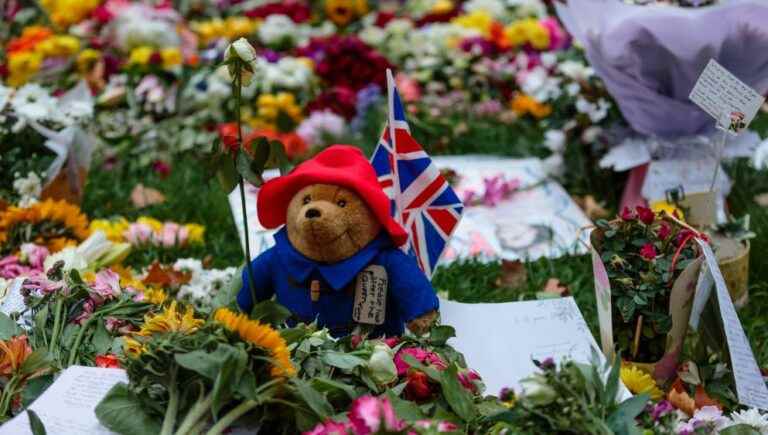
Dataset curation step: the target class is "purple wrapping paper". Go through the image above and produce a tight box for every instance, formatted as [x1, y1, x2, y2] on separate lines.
[556, 0, 768, 138]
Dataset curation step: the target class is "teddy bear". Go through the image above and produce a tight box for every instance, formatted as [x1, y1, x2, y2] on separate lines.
[237, 145, 439, 337]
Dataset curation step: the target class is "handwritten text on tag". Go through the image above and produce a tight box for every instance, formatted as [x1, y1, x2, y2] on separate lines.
[352, 265, 388, 325]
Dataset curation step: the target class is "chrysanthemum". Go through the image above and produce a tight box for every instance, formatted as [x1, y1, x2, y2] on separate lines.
[138, 301, 203, 336]
[620, 365, 663, 400]
[214, 308, 295, 378]
[0, 199, 89, 253]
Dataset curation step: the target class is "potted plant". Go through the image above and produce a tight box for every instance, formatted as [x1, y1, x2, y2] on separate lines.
[591, 206, 702, 383]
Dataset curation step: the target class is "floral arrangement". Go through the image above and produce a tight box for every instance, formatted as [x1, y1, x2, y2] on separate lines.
[593, 206, 700, 364]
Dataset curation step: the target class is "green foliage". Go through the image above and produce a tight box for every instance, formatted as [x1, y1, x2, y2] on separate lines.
[95, 383, 162, 435]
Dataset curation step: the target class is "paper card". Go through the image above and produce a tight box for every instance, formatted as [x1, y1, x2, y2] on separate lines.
[0, 366, 127, 435]
[599, 139, 652, 172]
[0, 278, 26, 317]
[439, 297, 625, 397]
[689, 59, 765, 135]
[228, 170, 280, 260]
[591, 245, 614, 360]
[693, 239, 768, 410]
[352, 265, 387, 325]
[678, 191, 717, 227]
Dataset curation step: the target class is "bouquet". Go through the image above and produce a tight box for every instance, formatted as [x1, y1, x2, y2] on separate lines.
[591, 206, 702, 381]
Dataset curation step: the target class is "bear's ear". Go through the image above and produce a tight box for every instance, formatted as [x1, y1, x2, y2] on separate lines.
[407, 310, 438, 336]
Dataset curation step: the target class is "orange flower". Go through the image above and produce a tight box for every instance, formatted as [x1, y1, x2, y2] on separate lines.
[510, 94, 552, 119]
[0, 336, 33, 377]
[6, 26, 53, 54]
[244, 129, 308, 161]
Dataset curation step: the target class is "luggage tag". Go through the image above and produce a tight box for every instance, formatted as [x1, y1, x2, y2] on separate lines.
[352, 265, 388, 325]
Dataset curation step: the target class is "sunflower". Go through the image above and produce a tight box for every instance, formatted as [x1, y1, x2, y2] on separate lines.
[0, 199, 89, 254]
[214, 308, 295, 378]
[138, 301, 203, 336]
[141, 287, 169, 305]
[620, 365, 663, 400]
[123, 337, 145, 359]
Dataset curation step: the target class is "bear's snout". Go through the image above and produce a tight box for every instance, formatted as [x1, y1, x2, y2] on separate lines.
[305, 208, 321, 219]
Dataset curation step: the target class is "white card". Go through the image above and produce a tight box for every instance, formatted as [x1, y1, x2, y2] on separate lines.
[591, 246, 614, 360]
[440, 297, 624, 397]
[352, 265, 387, 325]
[599, 140, 652, 172]
[228, 170, 280, 260]
[693, 239, 768, 410]
[689, 59, 765, 134]
[0, 366, 127, 435]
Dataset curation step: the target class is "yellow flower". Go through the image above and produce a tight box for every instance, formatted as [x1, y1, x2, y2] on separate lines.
[128, 46, 154, 66]
[141, 287, 168, 305]
[193, 19, 226, 45]
[160, 47, 182, 69]
[76, 48, 101, 73]
[526, 22, 550, 50]
[224, 17, 258, 41]
[431, 0, 454, 14]
[7, 51, 43, 86]
[136, 216, 163, 233]
[36, 35, 80, 57]
[510, 94, 551, 119]
[138, 301, 203, 336]
[185, 224, 205, 244]
[505, 19, 550, 49]
[44, 0, 100, 27]
[452, 10, 494, 37]
[325, 0, 367, 27]
[650, 200, 685, 221]
[214, 308, 296, 377]
[123, 337, 145, 359]
[90, 218, 130, 242]
[256, 92, 303, 128]
[0, 199, 89, 253]
[620, 365, 663, 400]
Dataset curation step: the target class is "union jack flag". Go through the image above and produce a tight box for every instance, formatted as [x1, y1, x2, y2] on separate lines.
[370, 70, 464, 278]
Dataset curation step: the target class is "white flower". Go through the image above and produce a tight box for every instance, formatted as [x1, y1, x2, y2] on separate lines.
[173, 258, 236, 309]
[254, 56, 314, 92]
[520, 374, 557, 406]
[729, 408, 768, 434]
[543, 130, 566, 153]
[506, 0, 547, 18]
[558, 60, 594, 81]
[464, 0, 507, 18]
[11, 84, 58, 122]
[367, 343, 397, 385]
[576, 97, 610, 123]
[12, 172, 42, 207]
[111, 4, 180, 51]
[44, 247, 88, 273]
[258, 14, 298, 46]
[540, 52, 558, 69]
[296, 110, 347, 146]
[581, 126, 602, 144]
[228, 37, 257, 64]
[751, 139, 768, 169]
[519, 67, 561, 102]
[565, 82, 581, 97]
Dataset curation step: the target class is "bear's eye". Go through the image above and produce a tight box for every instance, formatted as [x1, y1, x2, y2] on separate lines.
[302, 195, 311, 205]
[337, 199, 347, 208]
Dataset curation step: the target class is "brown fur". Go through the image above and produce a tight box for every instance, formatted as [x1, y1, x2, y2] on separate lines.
[285, 183, 438, 333]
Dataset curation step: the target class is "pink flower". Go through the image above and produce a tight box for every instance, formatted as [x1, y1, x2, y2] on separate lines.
[303, 420, 351, 435]
[457, 369, 482, 393]
[90, 269, 122, 304]
[413, 420, 460, 432]
[636, 206, 655, 225]
[348, 396, 402, 434]
[152, 160, 171, 178]
[125, 223, 153, 245]
[382, 337, 399, 348]
[19, 244, 49, 270]
[540, 17, 569, 51]
[0, 256, 31, 279]
[405, 370, 435, 401]
[394, 347, 446, 376]
[22, 274, 64, 295]
[657, 222, 671, 240]
[639, 243, 657, 260]
[73, 299, 96, 325]
[620, 206, 635, 221]
[395, 72, 421, 102]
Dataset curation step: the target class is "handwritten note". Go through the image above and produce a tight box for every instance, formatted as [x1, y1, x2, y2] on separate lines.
[692, 239, 768, 410]
[440, 297, 612, 395]
[689, 59, 765, 134]
[0, 366, 127, 435]
[352, 265, 387, 325]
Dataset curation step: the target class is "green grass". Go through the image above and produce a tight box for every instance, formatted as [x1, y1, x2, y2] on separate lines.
[82, 116, 768, 366]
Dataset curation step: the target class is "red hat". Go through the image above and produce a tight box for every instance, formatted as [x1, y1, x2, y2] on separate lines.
[258, 145, 408, 246]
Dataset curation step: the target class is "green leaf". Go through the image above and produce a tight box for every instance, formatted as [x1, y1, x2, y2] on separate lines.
[19, 350, 52, 376]
[428, 325, 456, 346]
[249, 136, 270, 176]
[439, 364, 477, 422]
[249, 299, 291, 326]
[310, 377, 357, 400]
[211, 344, 248, 417]
[720, 424, 762, 435]
[175, 343, 245, 382]
[267, 140, 291, 175]
[92, 322, 112, 355]
[292, 378, 334, 420]
[27, 409, 46, 435]
[211, 264, 243, 310]
[0, 312, 22, 340]
[385, 390, 425, 421]
[606, 394, 649, 435]
[321, 351, 366, 370]
[216, 157, 239, 193]
[95, 383, 162, 435]
[236, 151, 264, 186]
[22, 374, 54, 408]
[604, 354, 622, 406]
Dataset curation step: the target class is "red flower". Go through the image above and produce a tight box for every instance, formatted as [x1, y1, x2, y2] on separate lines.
[675, 229, 695, 247]
[217, 123, 239, 153]
[95, 354, 120, 369]
[636, 206, 655, 225]
[382, 337, 399, 348]
[639, 243, 657, 260]
[246, 1, 311, 23]
[244, 129, 308, 160]
[306, 86, 358, 120]
[152, 160, 171, 178]
[657, 222, 671, 240]
[405, 370, 434, 401]
[620, 206, 635, 221]
[457, 369, 482, 393]
[350, 335, 362, 349]
[297, 36, 392, 91]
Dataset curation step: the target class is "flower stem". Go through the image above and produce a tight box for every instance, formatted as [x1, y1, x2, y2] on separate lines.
[48, 298, 63, 356]
[67, 314, 95, 367]
[174, 391, 213, 435]
[204, 400, 258, 435]
[161, 367, 179, 435]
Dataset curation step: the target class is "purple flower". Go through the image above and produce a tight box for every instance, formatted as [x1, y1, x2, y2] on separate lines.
[460, 36, 497, 56]
[651, 400, 673, 421]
